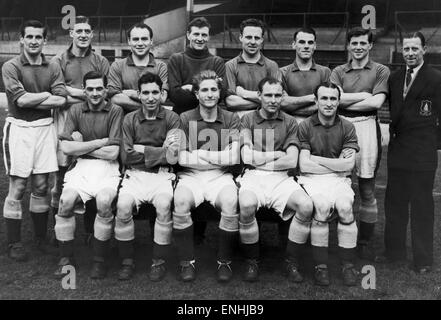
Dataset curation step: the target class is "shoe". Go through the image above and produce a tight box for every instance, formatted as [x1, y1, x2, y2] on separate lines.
[243, 259, 259, 282]
[286, 261, 304, 283]
[149, 263, 167, 282]
[357, 243, 376, 261]
[179, 260, 196, 282]
[217, 261, 233, 283]
[8, 242, 28, 262]
[90, 261, 107, 279]
[54, 257, 76, 279]
[314, 265, 330, 286]
[118, 260, 135, 281]
[415, 265, 432, 275]
[342, 263, 358, 286]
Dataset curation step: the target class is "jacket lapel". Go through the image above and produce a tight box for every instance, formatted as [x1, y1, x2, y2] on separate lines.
[405, 63, 429, 102]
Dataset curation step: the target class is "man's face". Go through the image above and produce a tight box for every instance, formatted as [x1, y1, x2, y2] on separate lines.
[259, 82, 283, 115]
[84, 78, 107, 107]
[402, 37, 426, 68]
[139, 82, 162, 112]
[240, 26, 264, 56]
[20, 27, 46, 56]
[293, 31, 316, 61]
[195, 79, 220, 109]
[187, 26, 209, 51]
[128, 27, 152, 57]
[70, 22, 93, 49]
[347, 34, 372, 61]
[316, 86, 340, 119]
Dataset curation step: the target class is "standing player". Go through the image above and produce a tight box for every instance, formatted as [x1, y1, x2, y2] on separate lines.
[330, 27, 390, 259]
[168, 17, 225, 115]
[280, 27, 331, 122]
[225, 19, 280, 117]
[238, 77, 313, 282]
[173, 70, 240, 283]
[298, 82, 359, 286]
[2, 20, 67, 261]
[51, 16, 110, 244]
[53, 71, 123, 279]
[115, 72, 181, 281]
[108, 22, 168, 113]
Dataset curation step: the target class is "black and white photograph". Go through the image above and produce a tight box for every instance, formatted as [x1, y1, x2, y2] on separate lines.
[1, 0, 441, 304]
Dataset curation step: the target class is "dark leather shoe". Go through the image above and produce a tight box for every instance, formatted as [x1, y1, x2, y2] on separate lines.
[314, 265, 330, 286]
[179, 260, 196, 282]
[243, 259, 259, 282]
[217, 261, 233, 283]
[286, 261, 304, 283]
[54, 257, 76, 279]
[118, 260, 135, 281]
[8, 242, 28, 262]
[90, 261, 107, 279]
[415, 265, 432, 275]
[149, 263, 167, 282]
[342, 263, 358, 286]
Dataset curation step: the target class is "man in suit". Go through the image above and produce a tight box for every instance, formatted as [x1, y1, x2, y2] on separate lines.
[382, 32, 441, 274]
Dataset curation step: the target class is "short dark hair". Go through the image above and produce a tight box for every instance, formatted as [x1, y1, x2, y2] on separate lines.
[138, 72, 163, 91]
[73, 16, 92, 29]
[257, 76, 282, 92]
[240, 18, 265, 36]
[347, 27, 373, 43]
[127, 22, 153, 40]
[187, 17, 211, 33]
[403, 31, 426, 47]
[83, 71, 107, 88]
[20, 20, 47, 38]
[192, 70, 222, 92]
[314, 82, 341, 99]
[293, 27, 316, 41]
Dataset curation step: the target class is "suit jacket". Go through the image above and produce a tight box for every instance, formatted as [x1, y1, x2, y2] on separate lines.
[388, 63, 441, 171]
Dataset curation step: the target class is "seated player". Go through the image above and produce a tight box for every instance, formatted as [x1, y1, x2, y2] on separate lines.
[297, 82, 359, 286]
[115, 72, 181, 281]
[238, 77, 313, 283]
[53, 71, 123, 279]
[173, 70, 240, 283]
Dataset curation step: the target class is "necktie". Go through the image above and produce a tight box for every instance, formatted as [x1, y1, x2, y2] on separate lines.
[405, 68, 413, 88]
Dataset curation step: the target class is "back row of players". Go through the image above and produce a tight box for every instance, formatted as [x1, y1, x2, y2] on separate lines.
[2, 16, 389, 286]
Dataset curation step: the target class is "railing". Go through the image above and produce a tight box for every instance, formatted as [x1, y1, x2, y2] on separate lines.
[44, 15, 147, 43]
[191, 12, 350, 48]
[395, 10, 441, 52]
[0, 17, 24, 41]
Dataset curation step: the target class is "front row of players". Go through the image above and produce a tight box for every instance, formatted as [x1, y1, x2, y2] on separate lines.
[52, 69, 359, 286]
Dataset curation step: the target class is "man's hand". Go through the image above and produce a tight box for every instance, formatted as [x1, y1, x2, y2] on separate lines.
[71, 131, 83, 142]
[162, 133, 180, 149]
[181, 84, 193, 92]
[133, 144, 144, 153]
[339, 148, 355, 159]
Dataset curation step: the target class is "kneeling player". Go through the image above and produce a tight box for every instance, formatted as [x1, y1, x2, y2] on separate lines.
[115, 72, 181, 281]
[298, 82, 359, 286]
[238, 77, 313, 282]
[173, 70, 240, 283]
[54, 71, 123, 279]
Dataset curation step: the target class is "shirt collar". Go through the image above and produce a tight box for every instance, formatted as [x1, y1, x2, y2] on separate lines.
[310, 112, 341, 127]
[237, 53, 266, 66]
[290, 59, 317, 72]
[343, 59, 373, 73]
[81, 100, 112, 112]
[255, 108, 284, 124]
[66, 43, 93, 58]
[192, 106, 224, 123]
[20, 53, 49, 66]
[407, 62, 424, 76]
[135, 105, 166, 122]
[126, 52, 156, 67]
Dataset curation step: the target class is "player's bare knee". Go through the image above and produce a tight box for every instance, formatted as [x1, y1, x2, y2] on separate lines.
[173, 191, 192, 213]
[295, 196, 314, 221]
[313, 199, 331, 222]
[359, 178, 376, 202]
[8, 179, 27, 200]
[96, 192, 115, 217]
[239, 192, 258, 216]
[335, 198, 353, 223]
[217, 189, 238, 214]
[116, 200, 134, 221]
[58, 192, 77, 216]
